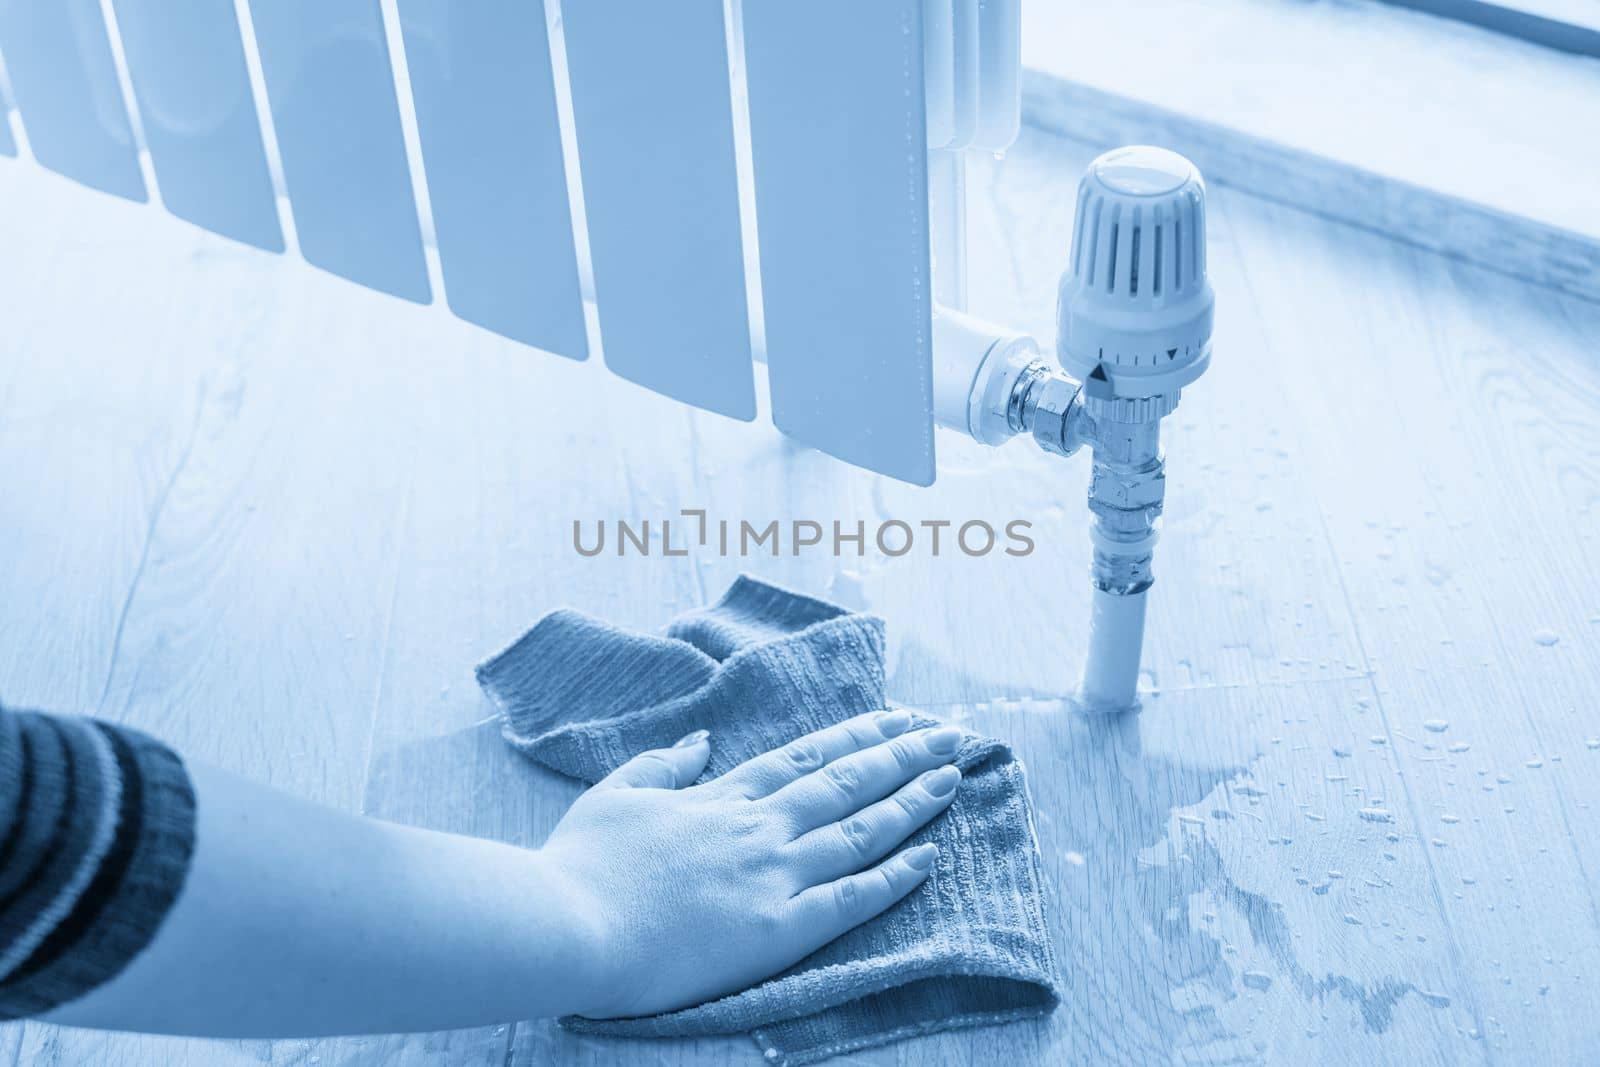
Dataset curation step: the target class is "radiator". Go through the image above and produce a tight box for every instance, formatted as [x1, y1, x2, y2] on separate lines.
[0, 1, 1215, 710]
[0, 0, 1024, 486]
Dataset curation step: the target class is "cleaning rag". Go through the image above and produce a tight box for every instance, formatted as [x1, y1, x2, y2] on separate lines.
[477, 575, 1060, 1065]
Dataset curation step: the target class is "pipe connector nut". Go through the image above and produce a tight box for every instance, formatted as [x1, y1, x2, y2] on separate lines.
[1028, 375, 1085, 457]
[1089, 464, 1167, 511]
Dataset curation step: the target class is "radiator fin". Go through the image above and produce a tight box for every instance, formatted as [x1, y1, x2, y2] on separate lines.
[974, 0, 1020, 151]
[561, 0, 755, 419]
[923, 0, 955, 149]
[396, 1, 586, 358]
[949, 0, 979, 150]
[744, 0, 936, 485]
[0, 0, 143, 198]
[246, 0, 429, 301]
[111, 0, 282, 251]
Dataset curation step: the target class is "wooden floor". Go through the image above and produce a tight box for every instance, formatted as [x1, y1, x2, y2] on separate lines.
[2, 124, 1598, 1065]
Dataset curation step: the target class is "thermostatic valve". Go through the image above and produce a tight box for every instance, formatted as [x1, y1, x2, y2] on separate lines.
[926, 145, 1215, 711]
[1057, 145, 1214, 402]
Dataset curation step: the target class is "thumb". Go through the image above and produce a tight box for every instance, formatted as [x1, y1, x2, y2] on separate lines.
[594, 730, 712, 790]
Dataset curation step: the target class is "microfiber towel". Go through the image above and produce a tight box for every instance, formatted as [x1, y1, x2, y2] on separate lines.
[477, 576, 1060, 1065]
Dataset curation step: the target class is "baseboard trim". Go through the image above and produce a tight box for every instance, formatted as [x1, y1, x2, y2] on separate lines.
[1022, 71, 1600, 304]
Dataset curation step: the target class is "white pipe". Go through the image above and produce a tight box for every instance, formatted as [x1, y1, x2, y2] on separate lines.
[931, 305, 1042, 446]
[929, 306, 1161, 713]
[1079, 585, 1147, 711]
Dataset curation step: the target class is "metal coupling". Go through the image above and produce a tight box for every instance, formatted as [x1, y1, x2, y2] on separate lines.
[1084, 413, 1165, 597]
[1087, 452, 1164, 595]
[1009, 363, 1086, 457]
[1006, 360, 1171, 602]
[1092, 547, 1154, 595]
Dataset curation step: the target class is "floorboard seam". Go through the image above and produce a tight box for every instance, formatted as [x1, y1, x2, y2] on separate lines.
[93, 372, 209, 721]
[356, 456, 417, 817]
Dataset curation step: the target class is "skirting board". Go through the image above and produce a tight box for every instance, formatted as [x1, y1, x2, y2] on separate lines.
[1022, 70, 1600, 305]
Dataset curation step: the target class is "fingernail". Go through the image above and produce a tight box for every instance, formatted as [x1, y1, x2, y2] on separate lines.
[672, 729, 710, 749]
[924, 765, 961, 797]
[905, 843, 939, 871]
[876, 709, 912, 736]
[924, 726, 963, 755]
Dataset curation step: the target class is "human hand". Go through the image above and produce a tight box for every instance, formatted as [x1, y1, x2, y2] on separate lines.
[538, 709, 963, 1019]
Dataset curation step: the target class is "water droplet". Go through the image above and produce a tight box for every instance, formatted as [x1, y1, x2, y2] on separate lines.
[1333, 746, 1352, 758]
[1533, 629, 1560, 647]
[1447, 743, 1471, 754]
[1441, 813, 1461, 824]
[1360, 807, 1394, 823]
[1242, 970, 1273, 991]
[1587, 739, 1600, 750]
[1526, 758, 1544, 769]
[1344, 913, 1363, 925]
[1424, 719, 1449, 733]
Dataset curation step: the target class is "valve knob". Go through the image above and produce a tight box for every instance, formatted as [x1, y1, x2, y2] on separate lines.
[1057, 146, 1214, 401]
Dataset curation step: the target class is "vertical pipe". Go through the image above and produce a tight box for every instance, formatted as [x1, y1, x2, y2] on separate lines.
[1081, 585, 1147, 710]
[1078, 417, 1164, 711]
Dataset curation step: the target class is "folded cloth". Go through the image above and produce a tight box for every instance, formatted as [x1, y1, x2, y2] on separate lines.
[477, 576, 1060, 1065]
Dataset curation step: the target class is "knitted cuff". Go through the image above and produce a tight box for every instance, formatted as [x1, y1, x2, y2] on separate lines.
[0, 710, 197, 1020]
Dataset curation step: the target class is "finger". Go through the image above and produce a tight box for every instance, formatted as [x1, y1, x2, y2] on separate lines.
[787, 765, 960, 883]
[764, 725, 963, 833]
[785, 843, 938, 946]
[717, 709, 913, 799]
[593, 730, 711, 790]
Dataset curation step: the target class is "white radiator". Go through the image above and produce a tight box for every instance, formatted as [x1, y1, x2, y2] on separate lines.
[0, 0, 1021, 487]
[0, 2, 1219, 711]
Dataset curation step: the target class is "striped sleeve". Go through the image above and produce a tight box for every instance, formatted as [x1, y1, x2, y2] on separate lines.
[0, 703, 197, 1019]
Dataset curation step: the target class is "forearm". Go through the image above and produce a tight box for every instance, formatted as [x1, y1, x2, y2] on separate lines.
[31, 707, 957, 1036]
[44, 763, 600, 1037]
